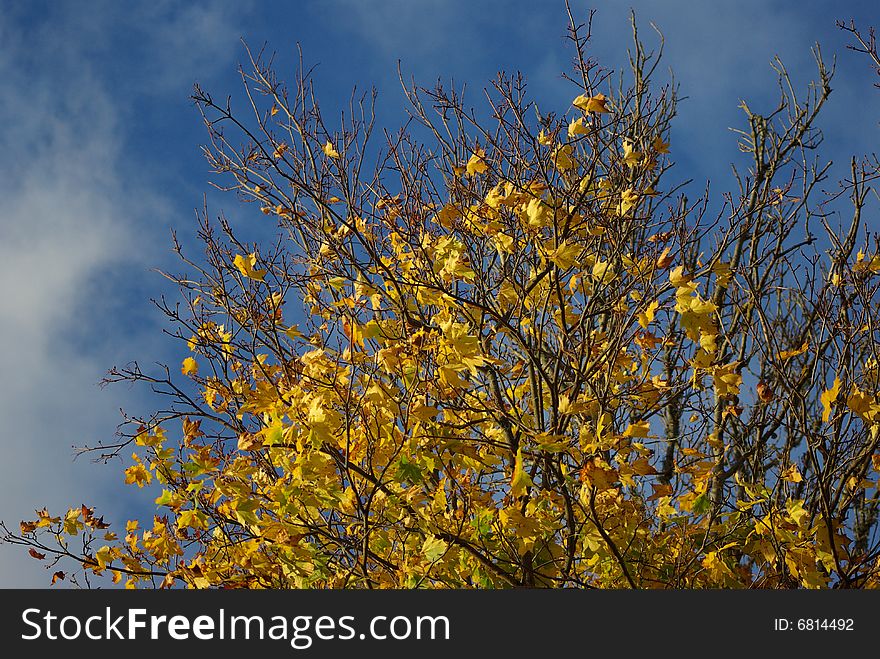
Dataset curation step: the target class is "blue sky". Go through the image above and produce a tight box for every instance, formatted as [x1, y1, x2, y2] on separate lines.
[0, 0, 878, 587]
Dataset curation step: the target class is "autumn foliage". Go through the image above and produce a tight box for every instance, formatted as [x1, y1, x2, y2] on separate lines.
[4, 12, 880, 588]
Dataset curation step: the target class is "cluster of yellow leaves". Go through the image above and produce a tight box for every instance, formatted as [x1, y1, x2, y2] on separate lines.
[821, 376, 880, 438]
[853, 249, 880, 274]
[19, 71, 879, 594]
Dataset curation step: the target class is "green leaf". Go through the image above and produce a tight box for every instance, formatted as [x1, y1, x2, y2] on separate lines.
[395, 455, 423, 484]
[422, 535, 448, 562]
[154, 490, 176, 507]
[692, 493, 710, 515]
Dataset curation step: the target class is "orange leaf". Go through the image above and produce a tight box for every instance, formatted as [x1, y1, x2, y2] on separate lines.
[756, 382, 774, 403]
[647, 483, 673, 501]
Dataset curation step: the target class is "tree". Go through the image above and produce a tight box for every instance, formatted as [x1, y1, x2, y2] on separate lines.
[3, 9, 880, 589]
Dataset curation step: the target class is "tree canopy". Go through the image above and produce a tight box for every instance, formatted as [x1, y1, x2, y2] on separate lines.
[3, 11, 880, 589]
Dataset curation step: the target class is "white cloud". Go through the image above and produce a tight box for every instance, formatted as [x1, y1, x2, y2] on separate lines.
[0, 2, 247, 587]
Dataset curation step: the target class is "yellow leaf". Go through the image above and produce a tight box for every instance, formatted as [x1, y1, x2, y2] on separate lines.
[852, 250, 880, 273]
[533, 432, 568, 452]
[95, 546, 115, 570]
[780, 464, 803, 483]
[435, 204, 461, 228]
[493, 232, 515, 254]
[631, 457, 657, 476]
[711, 261, 732, 287]
[411, 404, 441, 422]
[510, 448, 533, 498]
[568, 117, 590, 138]
[669, 265, 693, 287]
[496, 280, 518, 308]
[689, 297, 717, 315]
[786, 499, 809, 527]
[580, 457, 618, 491]
[622, 140, 642, 167]
[591, 260, 615, 284]
[638, 300, 659, 328]
[124, 455, 152, 488]
[846, 385, 878, 422]
[578, 174, 593, 193]
[652, 135, 670, 153]
[713, 362, 742, 397]
[699, 332, 717, 353]
[656, 247, 673, 268]
[484, 182, 510, 208]
[323, 141, 340, 159]
[466, 148, 488, 176]
[617, 188, 639, 216]
[623, 419, 650, 438]
[573, 93, 610, 114]
[776, 340, 809, 361]
[421, 535, 448, 562]
[525, 198, 552, 227]
[181, 357, 198, 376]
[821, 376, 842, 423]
[136, 426, 166, 449]
[233, 253, 267, 281]
[548, 241, 581, 270]
[551, 143, 575, 171]
[177, 509, 207, 530]
[237, 432, 263, 451]
[848, 476, 872, 490]
[596, 411, 614, 439]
